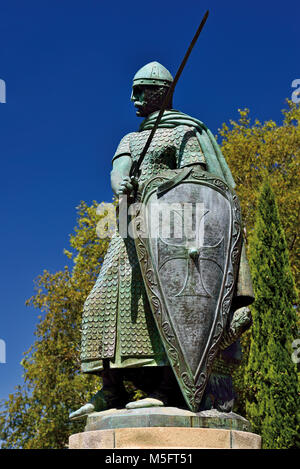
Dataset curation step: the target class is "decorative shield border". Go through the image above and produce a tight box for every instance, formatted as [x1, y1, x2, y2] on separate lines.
[133, 167, 242, 411]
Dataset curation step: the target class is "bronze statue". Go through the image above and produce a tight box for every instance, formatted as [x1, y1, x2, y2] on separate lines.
[69, 60, 254, 421]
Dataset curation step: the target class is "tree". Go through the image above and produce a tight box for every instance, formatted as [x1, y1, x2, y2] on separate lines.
[0, 201, 115, 448]
[219, 100, 299, 284]
[219, 100, 300, 416]
[244, 180, 299, 449]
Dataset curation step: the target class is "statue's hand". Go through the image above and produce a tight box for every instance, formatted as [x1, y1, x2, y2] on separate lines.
[118, 176, 134, 196]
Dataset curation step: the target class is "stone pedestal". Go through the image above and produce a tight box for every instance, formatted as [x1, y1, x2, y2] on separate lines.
[69, 407, 261, 449]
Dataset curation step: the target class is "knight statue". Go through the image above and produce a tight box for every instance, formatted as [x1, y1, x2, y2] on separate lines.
[69, 61, 254, 421]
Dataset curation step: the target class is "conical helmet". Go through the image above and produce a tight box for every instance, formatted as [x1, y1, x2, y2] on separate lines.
[133, 61, 173, 87]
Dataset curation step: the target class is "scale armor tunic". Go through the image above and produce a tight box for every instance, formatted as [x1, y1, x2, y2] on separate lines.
[81, 125, 206, 373]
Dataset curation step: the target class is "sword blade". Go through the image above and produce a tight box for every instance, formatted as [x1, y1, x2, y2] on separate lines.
[132, 10, 209, 178]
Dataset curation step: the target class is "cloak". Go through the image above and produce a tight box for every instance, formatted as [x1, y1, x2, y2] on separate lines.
[140, 109, 236, 189]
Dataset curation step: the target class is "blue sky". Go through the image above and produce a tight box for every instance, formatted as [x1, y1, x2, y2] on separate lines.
[0, 0, 298, 402]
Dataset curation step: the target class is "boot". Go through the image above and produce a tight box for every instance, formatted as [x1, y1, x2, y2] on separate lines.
[69, 368, 128, 420]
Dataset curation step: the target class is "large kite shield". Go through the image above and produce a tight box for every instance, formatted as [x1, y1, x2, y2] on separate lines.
[132, 166, 243, 412]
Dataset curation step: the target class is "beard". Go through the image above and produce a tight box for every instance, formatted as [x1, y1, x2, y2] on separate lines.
[133, 86, 171, 117]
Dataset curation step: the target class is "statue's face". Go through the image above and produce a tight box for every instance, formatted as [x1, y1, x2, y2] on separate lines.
[131, 85, 170, 117]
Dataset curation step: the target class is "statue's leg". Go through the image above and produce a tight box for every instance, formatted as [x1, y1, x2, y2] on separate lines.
[199, 341, 241, 413]
[199, 371, 236, 412]
[198, 306, 252, 413]
[69, 366, 129, 420]
[125, 366, 186, 409]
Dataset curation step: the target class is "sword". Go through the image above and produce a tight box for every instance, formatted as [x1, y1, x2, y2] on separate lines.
[130, 9, 209, 187]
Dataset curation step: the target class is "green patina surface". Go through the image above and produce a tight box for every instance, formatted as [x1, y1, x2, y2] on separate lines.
[85, 408, 251, 432]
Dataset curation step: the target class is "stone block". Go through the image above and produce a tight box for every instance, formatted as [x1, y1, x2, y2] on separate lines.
[69, 429, 114, 449]
[69, 427, 262, 449]
[231, 430, 262, 449]
[115, 427, 231, 449]
[70, 407, 261, 449]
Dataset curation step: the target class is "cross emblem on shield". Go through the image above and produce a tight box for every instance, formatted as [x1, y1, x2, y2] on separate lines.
[157, 205, 225, 298]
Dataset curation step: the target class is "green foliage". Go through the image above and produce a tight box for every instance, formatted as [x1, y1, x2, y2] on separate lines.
[219, 100, 299, 284]
[0, 201, 113, 449]
[219, 101, 300, 417]
[245, 180, 299, 449]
